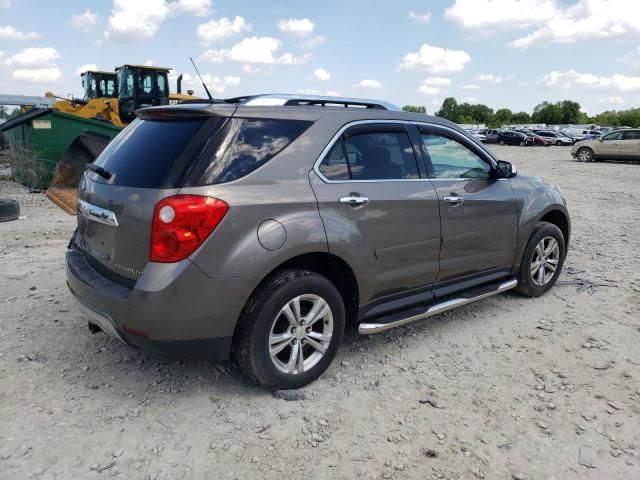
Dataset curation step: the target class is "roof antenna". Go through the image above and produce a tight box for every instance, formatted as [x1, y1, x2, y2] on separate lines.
[189, 57, 213, 102]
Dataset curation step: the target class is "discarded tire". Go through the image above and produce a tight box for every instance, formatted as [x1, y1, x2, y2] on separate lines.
[0, 199, 20, 222]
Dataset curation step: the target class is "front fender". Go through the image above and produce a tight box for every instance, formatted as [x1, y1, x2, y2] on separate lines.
[510, 175, 570, 269]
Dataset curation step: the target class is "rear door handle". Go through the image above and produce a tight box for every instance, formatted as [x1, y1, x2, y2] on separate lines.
[339, 194, 369, 207]
[443, 195, 464, 206]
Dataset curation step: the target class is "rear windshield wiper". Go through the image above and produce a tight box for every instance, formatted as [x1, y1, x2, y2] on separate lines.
[85, 163, 112, 180]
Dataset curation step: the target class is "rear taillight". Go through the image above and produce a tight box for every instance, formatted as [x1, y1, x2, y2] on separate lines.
[150, 195, 228, 263]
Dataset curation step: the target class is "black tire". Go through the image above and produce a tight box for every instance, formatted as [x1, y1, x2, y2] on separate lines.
[0, 199, 20, 222]
[556, 140, 562, 146]
[519, 141, 525, 146]
[233, 269, 345, 389]
[515, 222, 566, 297]
[576, 147, 594, 162]
[499, 140, 505, 146]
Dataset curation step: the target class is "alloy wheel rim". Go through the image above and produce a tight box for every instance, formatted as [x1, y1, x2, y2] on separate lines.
[268, 294, 333, 375]
[530, 236, 560, 286]
[578, 149, 591, 161]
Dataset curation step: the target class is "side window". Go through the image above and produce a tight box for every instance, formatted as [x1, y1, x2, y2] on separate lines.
[157, 74, 167, 96]
[319, 129, 419, 181]
[604, 132, 623, 141]
[422, 133, 491, 180]
[621, 131, 640, 140]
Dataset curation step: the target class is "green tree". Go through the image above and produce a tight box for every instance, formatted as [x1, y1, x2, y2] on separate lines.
[493, 108, 513, 126]
[436, 97, 459, 121]
[511, 111, 531, 124]
[469, 104, 494, 124]
[402, 105, 427, 114]
[532, 101, 562, 124]
[559, 100, 582, 124]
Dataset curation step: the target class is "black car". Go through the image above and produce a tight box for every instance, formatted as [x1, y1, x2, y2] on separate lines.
[496, 130, 527, 146]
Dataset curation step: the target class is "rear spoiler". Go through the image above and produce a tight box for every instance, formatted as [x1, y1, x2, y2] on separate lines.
[135, 104, 237, 121]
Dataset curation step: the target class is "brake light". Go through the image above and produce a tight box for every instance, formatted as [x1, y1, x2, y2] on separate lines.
[150, 195, 228, 263]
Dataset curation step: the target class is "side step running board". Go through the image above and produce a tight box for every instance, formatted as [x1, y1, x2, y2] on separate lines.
[358, 278, 518, 334]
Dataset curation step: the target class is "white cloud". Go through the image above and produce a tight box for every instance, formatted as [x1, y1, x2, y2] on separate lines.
[325, 90, 341, 97]
[510, 0, 640, 48]
[463, 96, 478, 103]
[277, 18, 314, 37]
[445, 0, 557, 29]
[13, 67, 62, 83]
[171, 0, 212, 16]
[105, 0, 170, 41]
[0, 0, 10, 7]
[422, 76, 450, 86]
[478, 73, 503, 83]
[598, 96, 625, 105]
[301, 35, 326, 49]
[409, 11, 432, 24]
[241, 64, 274, 75]
[314, 68, 331, 81]
[144, 59, 154, 66]
[297, 89, 342, 97]
[75, 63, 98, 75]
[178, 73, 240, 94]
[354, 79, 382, 89]
[69, 10, 98, 31]
[542, 70, 640, 92]
[197, 16, 250, 45]
[4, 47, 60, 66]
[461, 84, 479, 90]
[0, 25, 42, 41]
[399, 43, 470, 73]
[200, 36, 310, 64]
[418, 85, 441, 95]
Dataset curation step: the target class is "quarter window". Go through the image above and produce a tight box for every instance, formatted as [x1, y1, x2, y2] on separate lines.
[422, 133, 491, 179]
[621, 131, 640, 140]
[319, 130, 419, 181]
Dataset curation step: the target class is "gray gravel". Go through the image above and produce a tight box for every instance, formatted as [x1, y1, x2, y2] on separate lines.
[1, 146, 639, 479]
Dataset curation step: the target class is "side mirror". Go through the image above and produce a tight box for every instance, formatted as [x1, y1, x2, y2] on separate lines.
[598, 137, 603, 142]
[495, 160, 517, 179]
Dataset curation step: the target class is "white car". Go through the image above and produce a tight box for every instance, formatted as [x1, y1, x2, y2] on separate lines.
[467, 129, 487, 143]
[535, 131, 574, 146]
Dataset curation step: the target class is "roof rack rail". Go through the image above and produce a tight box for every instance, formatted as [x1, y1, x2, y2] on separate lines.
[225, 94, 401, 111]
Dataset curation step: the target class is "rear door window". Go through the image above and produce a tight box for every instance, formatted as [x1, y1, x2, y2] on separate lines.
[91, 118, 208, 188]
[319, 129, 419, 181]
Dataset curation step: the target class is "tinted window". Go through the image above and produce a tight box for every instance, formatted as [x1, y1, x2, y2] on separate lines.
[198, 118, 311, 184]
[319, 130, 419, 181]
[92, 118, 207, 188]
[621, 131, 640, 140]
[422, 133, 491, 179]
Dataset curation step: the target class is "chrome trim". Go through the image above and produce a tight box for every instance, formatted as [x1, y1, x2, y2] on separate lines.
[312, 119, 498, 184]
[339, 195, 369, 207]
[77, 199, 119, 227]
[358, 279, 517, 334]
[443, 195, 464, 206]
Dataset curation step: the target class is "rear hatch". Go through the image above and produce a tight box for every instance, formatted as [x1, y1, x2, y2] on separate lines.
[75, 105, 236, 285]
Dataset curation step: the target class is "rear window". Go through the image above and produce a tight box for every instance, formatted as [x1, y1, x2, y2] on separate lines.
[92, 118, 207, 188]
[194, 118, 311, 185]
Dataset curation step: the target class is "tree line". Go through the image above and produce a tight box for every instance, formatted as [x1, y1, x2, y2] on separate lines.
[402, 98, 640, 128]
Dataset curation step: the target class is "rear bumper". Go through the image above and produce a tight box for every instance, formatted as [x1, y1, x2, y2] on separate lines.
[65, 249, 251, 361]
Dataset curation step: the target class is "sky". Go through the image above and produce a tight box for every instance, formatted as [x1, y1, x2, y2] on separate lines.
[1, 0, 640, 116]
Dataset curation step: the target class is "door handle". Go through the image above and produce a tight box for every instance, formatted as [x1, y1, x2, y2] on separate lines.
[443, 195, 464, 206]
[339, 194, 369, 207]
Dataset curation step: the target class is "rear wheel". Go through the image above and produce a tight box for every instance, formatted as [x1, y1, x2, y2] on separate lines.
[500, 140, 505, 146]
[515, 222, 566, 297]
[233, 269, 345, 389]
[577, 147, 594, 162]
[556, 140, 562, 146]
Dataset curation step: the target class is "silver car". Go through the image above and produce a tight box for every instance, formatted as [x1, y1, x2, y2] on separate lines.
[66, 94, 570, 389]
[572, 128, 640, 161]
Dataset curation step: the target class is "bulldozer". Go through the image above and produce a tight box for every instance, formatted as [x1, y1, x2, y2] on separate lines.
[1, 64, 200, 213]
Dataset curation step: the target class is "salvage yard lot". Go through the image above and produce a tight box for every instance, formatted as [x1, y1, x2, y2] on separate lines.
[1, 146, 639, 480]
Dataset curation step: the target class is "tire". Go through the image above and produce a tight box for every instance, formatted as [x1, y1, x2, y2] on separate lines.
[556, 140, 562, 146]
[499, 140, 505, 146]
[519, 141, 525, 146]
[515, 222, 566, 297]
[0, 199, 20, 222]
[577, 147, 594, 162]
[233, 269, 345, 389]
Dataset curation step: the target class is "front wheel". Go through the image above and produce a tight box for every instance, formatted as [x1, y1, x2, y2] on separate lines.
[515, 222, 566, 297]
[556, 140, 562, 146]
[499, 140, 505, 146]
[577, 147, 594, 162]
[233, 269, 345, 389]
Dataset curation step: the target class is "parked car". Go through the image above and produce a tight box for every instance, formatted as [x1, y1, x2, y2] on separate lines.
[558, 130, 580, 144]
[66, 94, 570, 388]
[534, 130, 573, 146]
[466, 129, 487, 143]
[578, 130, 603, 142]
[484, 129, 501, 143]
[496, 130, 528, 146]
[525, 134, 551, 147]
[572, 128, 640, 162]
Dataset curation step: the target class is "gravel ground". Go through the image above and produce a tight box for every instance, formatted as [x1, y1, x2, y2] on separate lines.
[1, 146, 639, 480]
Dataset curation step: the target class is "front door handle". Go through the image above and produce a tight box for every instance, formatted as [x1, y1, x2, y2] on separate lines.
[443, 195, 464, 206]
[339, 194, 369, 207]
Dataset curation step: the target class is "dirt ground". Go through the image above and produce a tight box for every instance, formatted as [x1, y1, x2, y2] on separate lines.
[1, 145, 639, 480]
